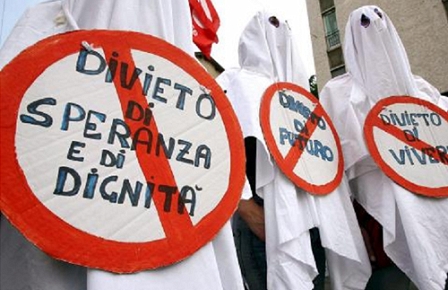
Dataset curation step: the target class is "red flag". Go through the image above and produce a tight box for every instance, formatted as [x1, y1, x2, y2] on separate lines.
[189, 0, 220, 59]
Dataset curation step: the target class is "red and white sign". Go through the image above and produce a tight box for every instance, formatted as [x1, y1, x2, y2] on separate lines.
[0, 30, 245, 272]
[364, 96, 448, 197]
[260, 82, 344, 195]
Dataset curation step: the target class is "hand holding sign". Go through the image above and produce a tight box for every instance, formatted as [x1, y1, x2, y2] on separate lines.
[0, 30, 245, 273]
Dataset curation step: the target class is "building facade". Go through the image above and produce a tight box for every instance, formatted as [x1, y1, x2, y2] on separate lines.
[307, 0, 448, 95]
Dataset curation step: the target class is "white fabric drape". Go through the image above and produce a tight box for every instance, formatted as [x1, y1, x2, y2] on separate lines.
[217, 11, 371, 290]
[0, 1, 244, 290]
[320, 6, 448, 290]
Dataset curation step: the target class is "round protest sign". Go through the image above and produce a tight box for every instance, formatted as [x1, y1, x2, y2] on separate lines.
[259, 82, 344, 195]
[364, 96, 448, 197]
[0, 30, 245, 272]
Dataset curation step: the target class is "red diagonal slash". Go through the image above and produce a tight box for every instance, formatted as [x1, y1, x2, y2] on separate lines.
[371, 115, 448, 165]
[284, 104, 325, 170]
[103, 45, 194, 241]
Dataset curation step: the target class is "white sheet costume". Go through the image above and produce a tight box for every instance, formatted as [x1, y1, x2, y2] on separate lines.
[320, 6, 448, 290]
[217, 11, 371, 290]
[0, 1, 244, 290]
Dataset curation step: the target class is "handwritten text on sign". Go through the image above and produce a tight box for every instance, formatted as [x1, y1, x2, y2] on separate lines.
[277, 90, 333, 162]
[379, 109, 447, 165]
[260, 83, 344, 195]
[19, 49, 215, 217]
[364, 96, 448, 197]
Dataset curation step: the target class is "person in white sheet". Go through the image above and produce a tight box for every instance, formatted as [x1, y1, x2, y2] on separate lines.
[319, 5, 448, 290]
[0, 1, 244, 290]
[217, 10, 371, 290]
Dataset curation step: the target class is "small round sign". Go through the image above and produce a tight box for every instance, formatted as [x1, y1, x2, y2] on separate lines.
[259, 82, 344, 195]
[364, 96, 448, 197]
[0, 30, 245, 272]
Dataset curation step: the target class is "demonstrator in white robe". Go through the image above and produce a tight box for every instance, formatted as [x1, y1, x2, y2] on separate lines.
[0, 1, 244, 290]
[319, 6, 448, 290]
[217, 11, 371, 290]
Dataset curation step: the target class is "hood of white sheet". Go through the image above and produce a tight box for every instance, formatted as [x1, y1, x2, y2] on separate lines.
[344, 5, 419, 103]
[237, 11, 309, 86]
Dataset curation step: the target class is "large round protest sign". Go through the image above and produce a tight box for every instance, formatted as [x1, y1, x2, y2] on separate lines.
[364, 96, 448, 197]
[0, 30, 245, 272]
[259, 82, 344, 195]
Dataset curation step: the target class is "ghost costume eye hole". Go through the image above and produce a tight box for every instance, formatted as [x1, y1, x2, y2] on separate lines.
[269, 16, 280, 28]
[360, 14, 370, 28]
[374, 8, 383, 19]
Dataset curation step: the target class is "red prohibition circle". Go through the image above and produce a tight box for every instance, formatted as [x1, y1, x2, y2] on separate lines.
[0, 30, 245, 273]
[364, 96, 448, 197]
[259, 82, 344, 195]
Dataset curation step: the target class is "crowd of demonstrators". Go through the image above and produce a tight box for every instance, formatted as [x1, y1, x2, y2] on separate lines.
[1, 2, 447, 290]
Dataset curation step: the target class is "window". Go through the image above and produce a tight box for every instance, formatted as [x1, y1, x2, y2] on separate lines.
[318, 0, 345, 79]
[323, 8, 340, 49]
